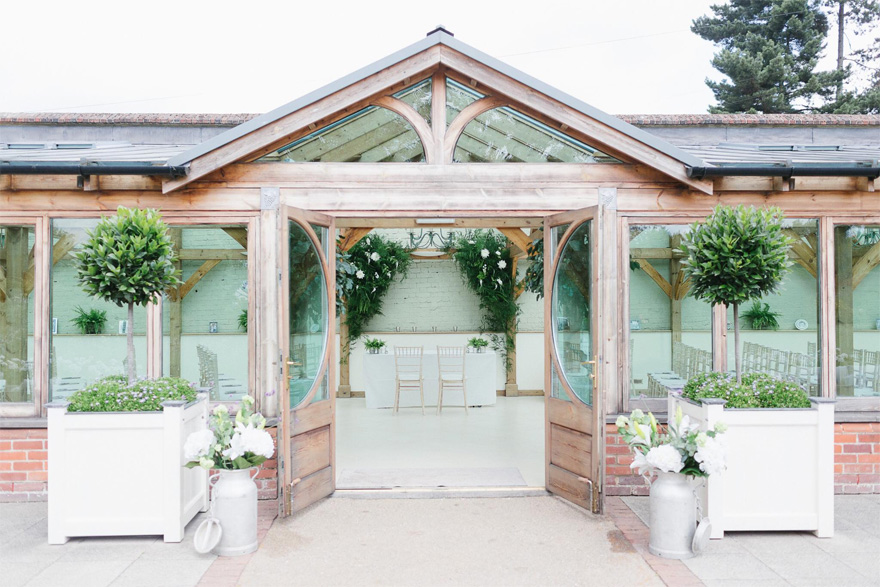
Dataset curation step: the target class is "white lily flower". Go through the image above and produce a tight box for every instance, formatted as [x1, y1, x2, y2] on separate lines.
[480, 249, 490, 259]
[356, 270, 365, 279]
[370, 252, 381, 261]
[498, 260, 507, 269]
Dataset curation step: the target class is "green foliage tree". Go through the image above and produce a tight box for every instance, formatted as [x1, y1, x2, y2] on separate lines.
[823, 0, 879, 100]
[75, 207, 181, 384]
[680, 205, 792, 383]
[692, 0, 844, 112]
[343, 234, 412, 343]
[446, 230, 521, 370]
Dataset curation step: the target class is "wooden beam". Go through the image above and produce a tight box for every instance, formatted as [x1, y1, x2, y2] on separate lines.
[835, 229, 854, 397]
[440, 50, 713, 194]
[23, 233, 75, 295]
[222, 227, 248, 249]
[635, 259, 672, 298]
[670, 235, 683, 343]
[162, 46, 442, 192]
[852, 239, 880, 288]
[497, 227, 534, 257]
[177, 249, 247, 260]
[339, 228, 373, 252]
[177, 259, 221, 300]
[784, 229, 818, 279]
[431, 71, 447, 164]
[338, 217, 542, 229]
[373, 95, 435, 164]
[168, 229, 183, 378]
[443, 96, 507, 163]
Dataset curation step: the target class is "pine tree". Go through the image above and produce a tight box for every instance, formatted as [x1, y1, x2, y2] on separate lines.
[693, 0, 844, 113]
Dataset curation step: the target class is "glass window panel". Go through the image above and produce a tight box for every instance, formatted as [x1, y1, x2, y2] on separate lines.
[0, 224, 35, 404]
[161, 225, 249, 402]
[453, 106, 621, 163]
[50, 219, 147, 400]
[724, 219, 820, 396]
[288, 221, 328, 409]
[393, 79, 432, 126]
[835, 224, 880, 398]
[552, 221, 593, 406]
[446, 78, 483, 127]
[257, 106, 425, 163]
[628, 225, 714, 399]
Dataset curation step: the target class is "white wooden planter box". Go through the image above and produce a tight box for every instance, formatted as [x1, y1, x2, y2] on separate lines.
[47, 395, 209, 544]
[668, 394, 835, 539]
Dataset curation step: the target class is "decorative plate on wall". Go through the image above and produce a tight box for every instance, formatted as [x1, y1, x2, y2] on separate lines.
[794, 319, 808, 331]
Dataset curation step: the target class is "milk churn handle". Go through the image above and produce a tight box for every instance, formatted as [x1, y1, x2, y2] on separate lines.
[249, 468, 259, 481]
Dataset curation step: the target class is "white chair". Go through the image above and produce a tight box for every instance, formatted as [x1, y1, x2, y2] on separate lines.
[393, 346, 424, 415]
[436, 346, 467, 415]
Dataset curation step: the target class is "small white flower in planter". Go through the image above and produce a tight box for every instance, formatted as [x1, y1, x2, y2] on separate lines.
[498, 260, 507, 269]
[480, 249, 489, 258]
[356, 270, 365, 279]
[370, 252, 381, 261]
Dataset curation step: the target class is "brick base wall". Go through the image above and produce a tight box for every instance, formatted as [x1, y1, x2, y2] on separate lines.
[0, 426, 279, 503]
[0, 429, 49, 502]
[834, 423, 880, 494]
[605, 423, 880, 496]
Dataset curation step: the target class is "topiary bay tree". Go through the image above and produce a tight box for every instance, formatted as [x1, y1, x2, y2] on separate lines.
[75, 207, 181, 384]
[681, 205, 792, 383]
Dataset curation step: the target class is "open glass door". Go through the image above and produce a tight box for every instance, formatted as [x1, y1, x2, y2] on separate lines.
[544, 206, 605, 513]
[280, 207, 335, 516]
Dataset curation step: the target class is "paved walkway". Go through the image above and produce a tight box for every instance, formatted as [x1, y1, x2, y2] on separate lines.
[1, 494, 879, 586]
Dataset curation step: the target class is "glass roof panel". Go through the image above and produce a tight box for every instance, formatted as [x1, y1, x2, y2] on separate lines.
[393, 79, 432, 126]
[453, 106, 621, 163]
[258, 106, 425, 163]
[446, 78, 484, 127]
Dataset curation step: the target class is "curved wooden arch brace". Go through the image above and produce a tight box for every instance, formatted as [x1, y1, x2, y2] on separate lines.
[372, 96, 435, 164]
[443, 96, 507, 164]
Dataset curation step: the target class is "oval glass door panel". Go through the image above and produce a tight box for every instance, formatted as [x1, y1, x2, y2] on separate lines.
[552, 221, 593, 406]
[288, 221, 328, 409]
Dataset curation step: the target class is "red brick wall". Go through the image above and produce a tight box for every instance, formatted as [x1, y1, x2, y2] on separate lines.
[834, 423, 880, 494]
[0, 429, 49, 502]
[0, 426, 279, 503]
[606, 423, 880, 495]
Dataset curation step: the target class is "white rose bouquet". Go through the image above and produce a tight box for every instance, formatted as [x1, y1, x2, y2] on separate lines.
[616, 407, 727, 478]
[184, 395, 275, 470]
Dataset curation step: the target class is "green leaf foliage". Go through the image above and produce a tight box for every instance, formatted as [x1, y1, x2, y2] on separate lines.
[522, 237, 544, 300]
[682, 371, 811, 408]
[67, 376, 198, 412]
[741, 301, 781, 330]
[446, 230, 520, 370]
[70, 306, 107, 335]
[74, 207, 181, 308]
[343, 234, 412, 342]
[681, 205, 792, 307]
[692, 0, 845, 113]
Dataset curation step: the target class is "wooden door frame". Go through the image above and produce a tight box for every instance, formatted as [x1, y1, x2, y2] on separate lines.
[543, 198, 616, 513]
[279, 205, 336, 517]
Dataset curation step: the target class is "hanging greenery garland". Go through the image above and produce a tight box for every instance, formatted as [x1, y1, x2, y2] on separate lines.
[446, 230, 521, 369]
[342, 234, 412, 344]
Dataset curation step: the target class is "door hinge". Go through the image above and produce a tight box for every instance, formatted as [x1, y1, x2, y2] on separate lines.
[279, 270, 283, 282]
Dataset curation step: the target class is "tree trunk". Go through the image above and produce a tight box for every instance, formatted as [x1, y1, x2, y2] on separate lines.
[127, 302, 136, 385]
[837, 0, 846, 100]
[733, 302, 742, 385]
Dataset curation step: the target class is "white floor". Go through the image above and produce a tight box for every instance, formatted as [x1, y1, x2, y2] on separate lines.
[335, 396, 545, 487]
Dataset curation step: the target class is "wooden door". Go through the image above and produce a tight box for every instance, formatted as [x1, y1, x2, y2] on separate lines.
[280, 207, 336, 516]
[544, 206, 605, 513]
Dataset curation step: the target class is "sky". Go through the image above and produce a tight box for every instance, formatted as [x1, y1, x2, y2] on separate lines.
[0, 0, 869, 115]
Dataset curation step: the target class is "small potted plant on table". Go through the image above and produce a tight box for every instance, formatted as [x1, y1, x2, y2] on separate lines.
[363, 337, 386, 354]
[467, 337, 489, 353]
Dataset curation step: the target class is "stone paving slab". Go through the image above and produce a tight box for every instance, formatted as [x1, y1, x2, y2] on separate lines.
[239, 496, 663, 587]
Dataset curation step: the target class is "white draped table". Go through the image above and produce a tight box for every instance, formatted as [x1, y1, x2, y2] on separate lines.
[362, 350, 497, 409]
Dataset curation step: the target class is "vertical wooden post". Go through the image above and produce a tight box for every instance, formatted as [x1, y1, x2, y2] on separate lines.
[338, 320, 352, 397]
[2, 227, 29, 401]
[670, 235, 682, 345]
[834, 226, 854, 396]
[431, 71, 447, 163]
[168, 228, 183, 378]
[506, 256, 519, 397]
[259, 189, 282, 418]
[712, 304, 728, 373]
